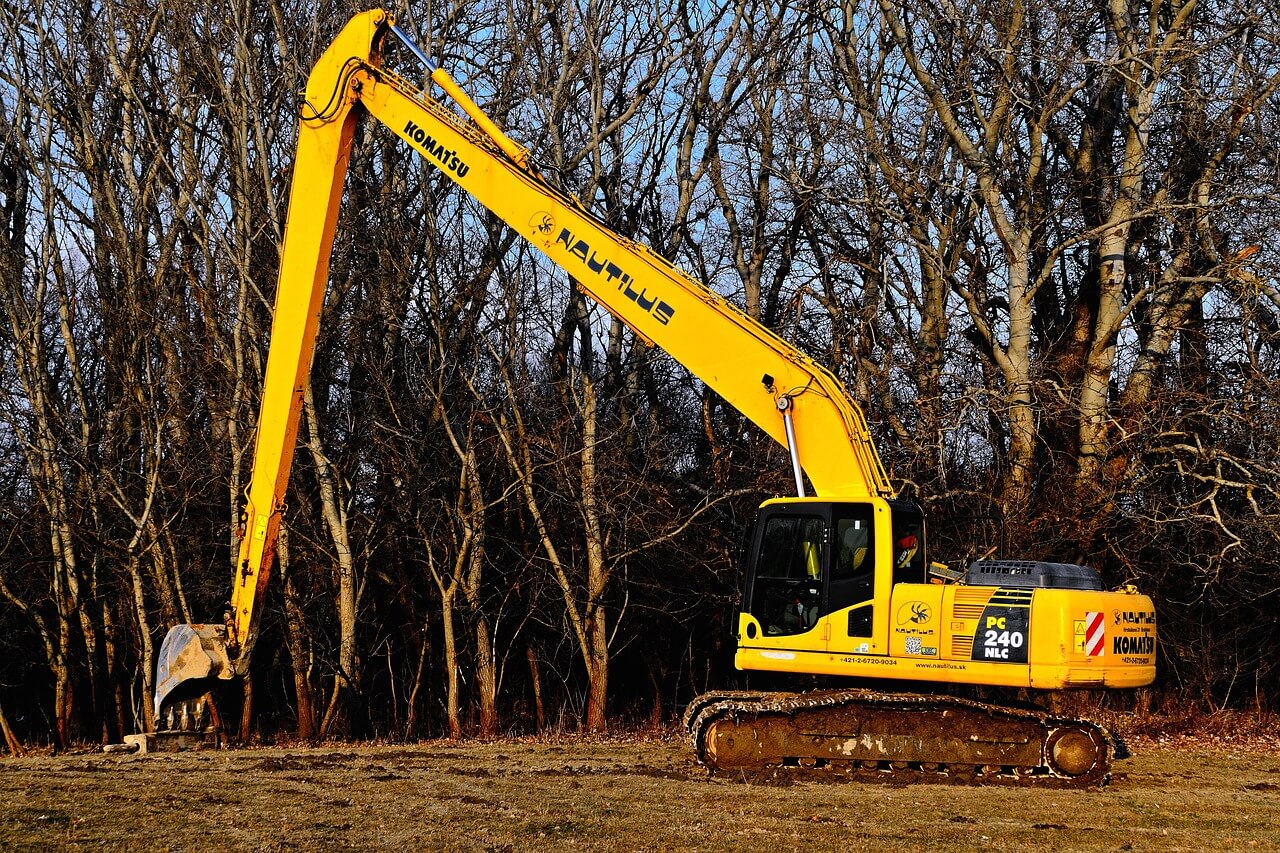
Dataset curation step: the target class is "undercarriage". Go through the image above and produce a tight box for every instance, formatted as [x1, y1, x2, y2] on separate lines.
[684, 689, 1119, 788]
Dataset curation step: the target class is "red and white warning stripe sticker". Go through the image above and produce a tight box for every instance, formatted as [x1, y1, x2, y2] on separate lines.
[1084, 611, 1105, 656]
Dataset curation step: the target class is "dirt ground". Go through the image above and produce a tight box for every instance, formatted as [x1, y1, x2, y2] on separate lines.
[0, 732, 1277, 852]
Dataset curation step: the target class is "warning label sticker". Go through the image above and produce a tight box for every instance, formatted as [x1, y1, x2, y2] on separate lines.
[1083, 611, 1105, 657]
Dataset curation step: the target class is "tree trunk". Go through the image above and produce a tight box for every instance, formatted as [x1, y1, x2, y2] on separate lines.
[584, 620, 609, 732]
[52, 650, 71, 752]
[580, 377, 610, 732]
[100, 603, 123, 744]
[238, 677, 254, 744]
[0, 701, 23, 755]
[473, 615, 497, 738]
[1076, 227, 1130, 491]
[127, 555, 157, 734]
[305, 385, 360, 738]
[526, 645, 546, 733]
[278, 524, 316, 740]
[404, 629, 430, 740]
[647, 662, 663, 728]
[440, 585, 462, 739]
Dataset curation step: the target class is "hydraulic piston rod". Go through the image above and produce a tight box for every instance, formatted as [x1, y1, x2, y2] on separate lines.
[778, 396, 806, 498]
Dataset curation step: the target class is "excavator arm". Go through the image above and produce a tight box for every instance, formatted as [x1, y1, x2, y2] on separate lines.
[153, 8, 891, 725]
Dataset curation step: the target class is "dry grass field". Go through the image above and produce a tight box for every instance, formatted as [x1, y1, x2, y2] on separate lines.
[1, 727, 1277, 851]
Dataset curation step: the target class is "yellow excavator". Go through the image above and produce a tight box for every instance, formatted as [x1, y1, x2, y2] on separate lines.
[149, 10, 1157, 785]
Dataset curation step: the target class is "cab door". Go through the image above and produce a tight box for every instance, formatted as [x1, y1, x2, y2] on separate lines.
[827, 504, 877, 645]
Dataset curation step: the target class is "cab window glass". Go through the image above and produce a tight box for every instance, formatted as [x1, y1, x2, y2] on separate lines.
[833, 518, 870, 581]
[757, 515, 825, 580]
[891, 512, 925, 586]
[750, 515, 825, 636]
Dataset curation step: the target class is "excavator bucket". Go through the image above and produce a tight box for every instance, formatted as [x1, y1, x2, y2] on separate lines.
[112, 625, 233, 753]
[153, 624, 234, 723]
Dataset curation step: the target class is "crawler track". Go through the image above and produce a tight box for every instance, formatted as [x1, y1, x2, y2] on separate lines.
[684, 689, 1116, 788]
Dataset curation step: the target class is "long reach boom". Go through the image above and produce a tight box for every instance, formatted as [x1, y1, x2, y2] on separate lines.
[153, 8, 890, 716]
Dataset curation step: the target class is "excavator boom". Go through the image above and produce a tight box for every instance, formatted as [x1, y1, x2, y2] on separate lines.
[154, 7, 891, 721]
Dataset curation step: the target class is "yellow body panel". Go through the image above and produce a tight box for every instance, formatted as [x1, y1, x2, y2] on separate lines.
[737, 582, 1156, 689]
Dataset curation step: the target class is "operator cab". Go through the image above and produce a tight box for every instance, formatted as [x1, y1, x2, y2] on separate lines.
[739, 497, 924, 643]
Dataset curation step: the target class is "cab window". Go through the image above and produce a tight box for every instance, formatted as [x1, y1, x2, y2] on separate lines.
[891, 511, 925, 586]
[834, 517, 871, 581]
[749, 515, 825, 636]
